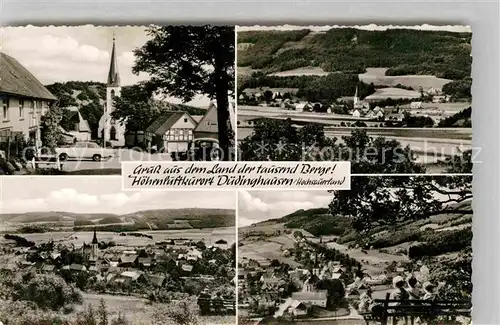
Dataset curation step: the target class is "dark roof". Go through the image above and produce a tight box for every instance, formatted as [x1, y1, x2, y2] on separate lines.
[147, 111, 192, 135]
[0, 52, 57, 100]
[148, 274, 165, 287]
[107, 37, 120, 87]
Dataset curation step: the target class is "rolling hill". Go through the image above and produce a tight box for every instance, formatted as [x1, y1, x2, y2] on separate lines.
[238, 28, 472, 79]
[0, 208, 235, 231]
[245, 201, 472, 252]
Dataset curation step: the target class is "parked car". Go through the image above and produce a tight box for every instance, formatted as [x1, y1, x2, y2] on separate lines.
[56, 141, 115, 161]
[171, 138, 221, 161]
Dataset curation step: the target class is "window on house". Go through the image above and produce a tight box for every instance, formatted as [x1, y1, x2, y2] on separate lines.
[30, 100, 35, 114]
[19, 100, 24, 119]
[184, 118, 188, 123]
[110, 127, 117, 141]
[2, 100, 9, 121]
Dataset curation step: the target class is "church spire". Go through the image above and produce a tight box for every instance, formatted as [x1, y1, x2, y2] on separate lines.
[92, 228, 98, 245]
[107, 32, 120, 87]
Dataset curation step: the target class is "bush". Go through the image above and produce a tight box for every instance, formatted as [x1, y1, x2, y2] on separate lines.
[10, 273, 82, 311]
[408, 228, 472, 259]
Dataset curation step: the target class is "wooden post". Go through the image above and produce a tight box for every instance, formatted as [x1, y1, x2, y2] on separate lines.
[383, 292, 390, 325]
[6, 135, 10, 161]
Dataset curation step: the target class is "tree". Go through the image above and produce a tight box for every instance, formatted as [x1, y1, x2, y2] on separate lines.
[97, 299, 108, 325]
[263, 90, 274, 102]
[316, 279, 346, 309]
[240, 120, 425, 174]
[111, 84, 162, 133]
[40, 105, 63, 150]
[10, 273, 82, 311]
[328, 175, 472, 235]
[133, 26, 235, 160]
[270, 259, 281, 267]
[150, 299, 199, 325]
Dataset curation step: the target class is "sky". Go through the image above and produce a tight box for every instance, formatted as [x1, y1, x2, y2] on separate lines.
[238, 190, 332, 227]
[1, 177, 235, 214]
[237, 24, 472, 33]
[1, 25, 210, 107]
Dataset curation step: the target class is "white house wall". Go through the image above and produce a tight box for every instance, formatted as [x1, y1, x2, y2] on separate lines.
[0, 97, 49, 140]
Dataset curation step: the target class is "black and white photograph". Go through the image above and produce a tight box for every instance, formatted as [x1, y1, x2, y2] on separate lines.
[0, 177, 236, 325]
[237, 25, 472, 174]
[237, 176, 472, 325]
[0, 25, 235, 175]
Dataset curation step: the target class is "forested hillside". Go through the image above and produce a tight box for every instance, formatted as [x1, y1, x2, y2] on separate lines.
[238, 28, 472, 79]
[238, 28, 472, 102]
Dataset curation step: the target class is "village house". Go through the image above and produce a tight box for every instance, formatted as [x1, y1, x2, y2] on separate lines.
[193, 101, 219, 140]
[291, 291, 328, 308]
[146, 110, 198, 153]
[147, 274, 166, 287]
[61, 106, 92, 141]
[289, 300, 308, 316]
[0, 52, 57, 142]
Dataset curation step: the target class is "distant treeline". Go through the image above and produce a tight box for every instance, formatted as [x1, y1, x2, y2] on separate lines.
[438, 107, 472, 127]
[240, 73, 376, 103]
[119, 232, 154, 239]
[4, 234, 35, 247]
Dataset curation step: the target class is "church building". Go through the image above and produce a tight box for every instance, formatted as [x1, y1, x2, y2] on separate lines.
[98, 34, 126, 147]
[90, 228, 99, 264]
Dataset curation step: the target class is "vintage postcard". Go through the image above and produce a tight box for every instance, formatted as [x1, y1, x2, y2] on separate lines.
[236, 25, 472, 174]
[0, 25, 236, 176]
[237, 175, 472, 324]
[0, 177, 236, 324]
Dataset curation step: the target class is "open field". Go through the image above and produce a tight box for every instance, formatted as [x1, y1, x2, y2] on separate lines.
[0, 227, 236, 246]
[239, 239, 300, 267]
[77, 293, 235, 325]
[358, 68, 452, 91]
[365, 87, 421, 100]
[268, 67, 330, 77]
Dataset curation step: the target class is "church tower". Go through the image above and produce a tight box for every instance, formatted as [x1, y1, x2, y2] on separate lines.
[99, 32, 126, 147]
[353, 86, 359, 107]
[91, 228, 99, 263]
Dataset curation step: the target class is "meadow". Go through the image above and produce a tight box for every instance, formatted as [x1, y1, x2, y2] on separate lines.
[0, 227, 236, 246]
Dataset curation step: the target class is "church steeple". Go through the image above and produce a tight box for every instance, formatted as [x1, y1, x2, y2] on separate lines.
[92, 228, 99, 245]
[107, 32, 120, 87]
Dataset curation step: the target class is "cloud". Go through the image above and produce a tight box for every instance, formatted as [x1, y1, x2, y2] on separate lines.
[5, 34, 110, 63]
[238, 190, 332, 226]
[3, 189, 155, 214]
[1, 26, 211, 107]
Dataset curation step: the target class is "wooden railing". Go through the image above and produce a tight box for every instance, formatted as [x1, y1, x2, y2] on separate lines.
[361, 293, 471, 325]
[197, 297, 236, 314]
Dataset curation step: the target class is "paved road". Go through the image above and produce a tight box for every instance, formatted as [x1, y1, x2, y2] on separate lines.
[59, 149, 172, 173]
